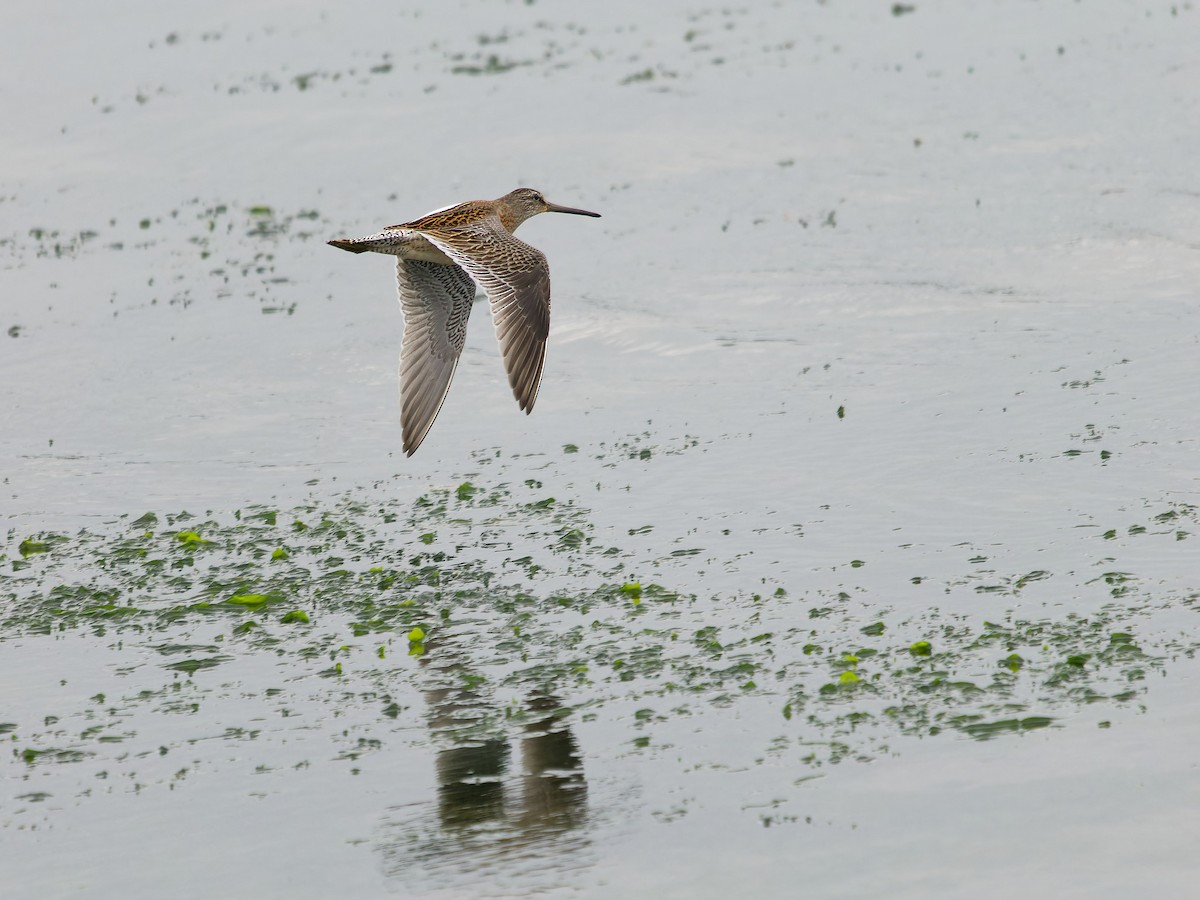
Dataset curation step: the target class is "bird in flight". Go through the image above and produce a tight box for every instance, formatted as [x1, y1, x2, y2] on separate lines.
[328, 188, 601, 455]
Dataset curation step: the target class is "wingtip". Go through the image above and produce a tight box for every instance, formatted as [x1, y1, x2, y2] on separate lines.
[513, 382, 538, 415]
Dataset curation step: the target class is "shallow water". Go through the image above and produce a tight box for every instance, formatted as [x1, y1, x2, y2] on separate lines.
[3, 1, 1200, 897]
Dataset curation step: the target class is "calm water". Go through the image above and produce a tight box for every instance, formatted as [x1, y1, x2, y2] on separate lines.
[3, 2, 1199, 897]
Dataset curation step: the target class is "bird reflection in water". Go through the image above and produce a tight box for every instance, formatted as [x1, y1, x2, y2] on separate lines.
[377, 626, 590, 886]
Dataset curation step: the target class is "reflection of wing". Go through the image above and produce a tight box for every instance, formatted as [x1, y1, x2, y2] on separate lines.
[419, 216, 550, 414]
[395, 258, 476, 456]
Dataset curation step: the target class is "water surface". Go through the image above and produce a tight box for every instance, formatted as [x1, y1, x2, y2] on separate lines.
[3, 2, 1199, 897]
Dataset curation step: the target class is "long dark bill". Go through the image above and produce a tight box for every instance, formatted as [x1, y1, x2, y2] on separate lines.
[545, 202, 602, 218]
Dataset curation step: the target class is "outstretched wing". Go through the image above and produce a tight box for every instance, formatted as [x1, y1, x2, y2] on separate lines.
[395, 258, 476, 455]
[418, 216, 550, 414]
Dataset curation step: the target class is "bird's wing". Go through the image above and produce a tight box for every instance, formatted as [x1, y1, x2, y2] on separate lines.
[417, 216, 550, 414]
[395, 258, 477, 455]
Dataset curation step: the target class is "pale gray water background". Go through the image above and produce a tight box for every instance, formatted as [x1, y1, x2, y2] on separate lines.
[3, 1, 1200, 898]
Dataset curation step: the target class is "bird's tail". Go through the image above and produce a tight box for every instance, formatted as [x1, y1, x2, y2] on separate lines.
[328, 239, 376, 253]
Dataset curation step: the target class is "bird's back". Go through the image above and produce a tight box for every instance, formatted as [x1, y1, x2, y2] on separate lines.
[394, 200, 498, 232]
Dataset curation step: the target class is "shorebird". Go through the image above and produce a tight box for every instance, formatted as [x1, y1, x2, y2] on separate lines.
[328, 188, 601, 456]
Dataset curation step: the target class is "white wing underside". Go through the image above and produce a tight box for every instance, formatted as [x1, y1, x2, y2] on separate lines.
[395, 258, 477, 455]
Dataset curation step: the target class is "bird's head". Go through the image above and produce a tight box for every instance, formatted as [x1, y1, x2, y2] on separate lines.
[498, 188, 601, 231]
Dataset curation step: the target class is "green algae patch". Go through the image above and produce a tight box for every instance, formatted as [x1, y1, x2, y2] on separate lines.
[959, 716, 1055, 740]
[174, 530, 213, 548]
[619, 582, 642, 603]
[20, 747, 91, 766]
[165, 656, 229, 674]
[225, 592, 281, 609]
[19, 538, 58, 558]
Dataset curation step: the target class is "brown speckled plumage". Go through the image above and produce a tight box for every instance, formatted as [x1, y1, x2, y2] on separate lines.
[328, 188, 601, 456]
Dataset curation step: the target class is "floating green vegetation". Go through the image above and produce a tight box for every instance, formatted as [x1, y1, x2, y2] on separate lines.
[7, 197, 324, 315]
[450, 54, 528, 76]
[2, 487, 1196, 801]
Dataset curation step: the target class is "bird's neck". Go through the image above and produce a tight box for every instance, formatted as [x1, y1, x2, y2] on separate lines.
[496, 205, 531, 234]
